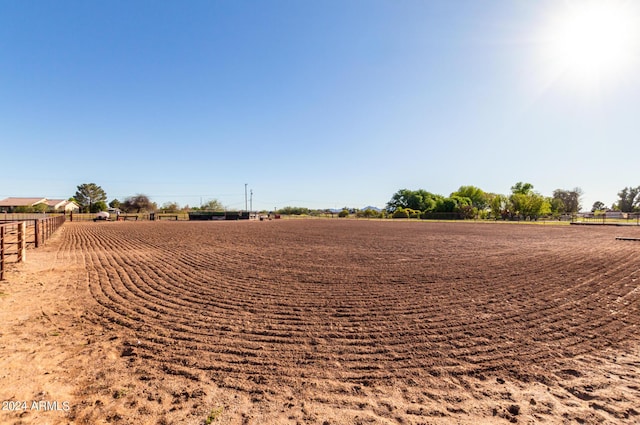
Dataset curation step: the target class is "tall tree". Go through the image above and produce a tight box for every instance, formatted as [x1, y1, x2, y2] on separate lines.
[201, 199, 225, 211]
[74, 183, 107, 213]
[451, 185, 488, 209]
[433, 195, 475, 217]
[121, 194, 156, 213]
[508, 182, 550, 220]
[510, 182, 534, 195]
[552, 188, 583, 215]
[488, 193, 509, 219]
[386, 189, 441, 213]
[591, 201, 605, 212]
[615, 186, 640, 212]
[161, 202, 180, 212]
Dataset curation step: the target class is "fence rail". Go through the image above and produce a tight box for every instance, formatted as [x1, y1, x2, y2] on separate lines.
[572, 213, 640, 226]
[0, 215, 65, 280]
[68, 212, 154, 222]
[0, 222, 25, 281]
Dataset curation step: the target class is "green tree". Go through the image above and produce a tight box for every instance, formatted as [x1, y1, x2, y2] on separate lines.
[488, 193, 509, 219]
[356, 208, 379, 218]
[451, 186, 488, 210]
[386, 189, 441, 213]
[91, 201, 108, 213]
[549, 197, 564, 218]
[552, 188, 583, 215]
[34, 203, 49, 213]
[201, 199, 225, 211]
[278, 206, 310, 215]
[509, 192, 528, 218]
[161, 202, 180, 212]
[591, 201, 605, 212]
[109, 199, 121, 209]
[432, 196, 472, 215]
[511, 182, 534, 195]
[386, 189, 412, 212]
[615, 186, 640, 212]
[392, 207, 410, 219]
[75, 183, 107, 213]
[457, 204, 477, 219]
[530, 194, 551, 219]
[15, 203, 49, 213]
[508, 183, 550, 220]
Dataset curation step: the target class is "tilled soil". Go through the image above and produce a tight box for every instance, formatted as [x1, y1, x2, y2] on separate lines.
[1, 220, 639, 424]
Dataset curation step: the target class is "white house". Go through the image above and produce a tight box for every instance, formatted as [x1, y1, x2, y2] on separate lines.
[0, 197, 79, 213]
[45, 199, 80, 212]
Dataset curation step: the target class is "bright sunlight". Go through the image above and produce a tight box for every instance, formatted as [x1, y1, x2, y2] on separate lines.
[538, 0, 640, 91]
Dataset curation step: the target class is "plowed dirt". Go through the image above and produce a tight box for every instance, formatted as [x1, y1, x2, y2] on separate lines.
[1, 220, 639, 424]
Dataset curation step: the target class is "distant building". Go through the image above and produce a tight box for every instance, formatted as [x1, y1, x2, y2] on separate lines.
[581, 210, 628, 219]
[0, 197, 48, 212]
[45, 199, 80, 212]
[604, 211, 627, 219]
[0, 197, 79, 213]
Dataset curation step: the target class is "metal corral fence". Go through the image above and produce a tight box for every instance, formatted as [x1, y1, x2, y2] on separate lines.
[66, 212, 191, 221]
[573, 212, 640, 226]
[0, 222, 26, 281]
[0, 212, 65, 221]
[67, 212, 155, 221]
[65, 212, 253, 221]
[0, 215, 65, 280]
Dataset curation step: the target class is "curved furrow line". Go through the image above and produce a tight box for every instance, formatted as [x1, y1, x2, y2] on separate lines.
[102, 247, 269, 320]
[401, 253, 638, 353]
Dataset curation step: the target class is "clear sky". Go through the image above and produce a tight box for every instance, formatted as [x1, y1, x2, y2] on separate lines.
[2, 0, 640, 211]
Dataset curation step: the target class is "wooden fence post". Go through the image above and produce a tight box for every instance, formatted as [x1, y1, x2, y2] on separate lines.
[18, 222, 26, 262]
[0, 226, 4, 281]
[35, 219, 40, 248]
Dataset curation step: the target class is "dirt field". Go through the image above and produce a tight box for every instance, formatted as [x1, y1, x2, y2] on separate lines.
[0, 220, 639, 424]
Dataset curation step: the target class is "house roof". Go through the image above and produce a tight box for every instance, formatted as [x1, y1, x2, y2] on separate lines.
[46, 199, 68, 207]
[0, 197, 48, 207]
[50, 199, 79, 208]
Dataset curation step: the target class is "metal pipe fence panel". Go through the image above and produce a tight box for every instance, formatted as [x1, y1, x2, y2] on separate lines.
[0, 215, 65, 280]
[0, 222, 24, 280]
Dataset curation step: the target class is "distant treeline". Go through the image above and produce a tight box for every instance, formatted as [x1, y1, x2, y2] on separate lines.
[63, 181, 640, 220]
[385, 183, 640, 221]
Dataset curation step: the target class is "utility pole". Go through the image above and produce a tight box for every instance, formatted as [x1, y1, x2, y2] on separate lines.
[250, 189, 253, 213]
[244, 183, 248, 212]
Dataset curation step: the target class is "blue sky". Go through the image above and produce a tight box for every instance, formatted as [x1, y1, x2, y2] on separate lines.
[2, 0, 640, 211]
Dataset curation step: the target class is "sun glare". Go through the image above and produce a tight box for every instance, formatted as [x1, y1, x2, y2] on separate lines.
[538, 0, 640, 90]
